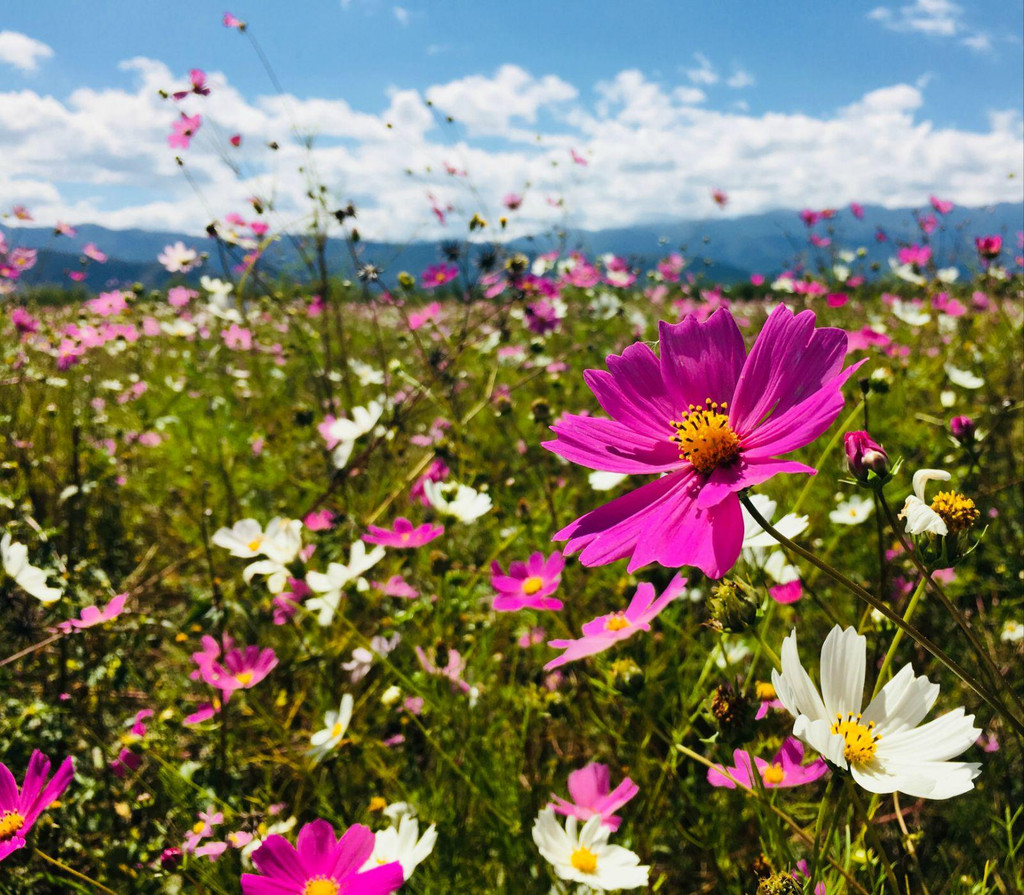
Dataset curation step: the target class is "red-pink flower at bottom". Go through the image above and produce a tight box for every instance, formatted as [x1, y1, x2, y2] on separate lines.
[241, 819, 403, 895]
[0, 750, 74, 863]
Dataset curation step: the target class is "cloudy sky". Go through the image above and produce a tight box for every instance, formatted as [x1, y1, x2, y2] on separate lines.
[1, 0, 1021, 240]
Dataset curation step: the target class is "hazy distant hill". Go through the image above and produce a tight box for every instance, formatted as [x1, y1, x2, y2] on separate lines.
[7, 202, 1021, 292]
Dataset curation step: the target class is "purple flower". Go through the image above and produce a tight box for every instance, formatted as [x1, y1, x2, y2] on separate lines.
[491, 551, 565, 611]
[242, 819, 403, 895]
[707, 737, 829, 790]
[544, 575, 686, 670]
[544, 306, 861, 578]
[0, 751, 75, 863]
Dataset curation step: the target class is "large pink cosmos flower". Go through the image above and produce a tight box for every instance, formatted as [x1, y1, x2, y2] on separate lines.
[241, 819, 403, 895]
[0, 751, 74, 863]
[544, 575, 686, 670]
[707, 737, 828, 790]
[544, 306, 860, 578]
[548, 762, 639, 832]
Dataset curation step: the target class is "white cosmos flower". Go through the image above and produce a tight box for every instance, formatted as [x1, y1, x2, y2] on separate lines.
[532, 808, 649, 891]
[945, 365, 984, 389]
[361, 815, 437, 880]
[936, 266, 959, 283]
[158, 241, 200, 273]
[306, 694, 353, 763]
[898, 469, 951, 536]
[1, 533, 62, 603]
[772, 625, 982, 799]
[1000, 620, 1023, 643]
[829, 494, 874, 526]
[741, 494, 808, 563]
[326, 401, 385, 469]
[305, 542, 386, 626]
[891, 298, 930, 325]
[423, 480, 492, 522]
[350, 359, 385, 386]
[889, 260, 927, 287]
[588, 470, 628, 491]
[212, 518, 266, 558]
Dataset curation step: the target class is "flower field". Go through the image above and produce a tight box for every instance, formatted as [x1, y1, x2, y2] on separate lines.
[1, 11, 1023, 895]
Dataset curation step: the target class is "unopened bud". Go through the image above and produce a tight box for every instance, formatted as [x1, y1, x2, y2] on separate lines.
[949, 415, 975, 444]
[707, 580, 759, 633]
[844, 431, 890, 483]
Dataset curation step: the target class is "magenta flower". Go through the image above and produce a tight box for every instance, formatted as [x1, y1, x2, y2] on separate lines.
[363, 517, 443, 548]
[56, 592, 128, 633]
[491, 551, 565, 611]
[192, 636, 277, 700]
[420, 263, 458, 290]
[707, 737, 828, 789]
[975, 235, 1002, 260]
[242, 819, 403, 895]
[415, 645, 471, 694]
[222, 12, 246, 30]
[930, 194, 954, 215]
[0, 750, 74, 863]
[168, 113, 202, 149]
[173, 69, 211, 100]
[544, 575, 686, 670]
[543, 306, 860, 578]
[548, 762, 639, 832]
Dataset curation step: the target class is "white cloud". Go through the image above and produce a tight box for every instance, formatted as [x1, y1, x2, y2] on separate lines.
[686, 53, 718, 86]
[960, 33, 992, 52]
[393, 6, 409, 26]
[0, 59, 1020, 243]
[0, 31, 54, 73]
[726, 69, 755, 89]
[868, 0, 992, 50]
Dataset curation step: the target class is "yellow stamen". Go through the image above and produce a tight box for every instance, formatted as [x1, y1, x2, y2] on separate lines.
[0, 811, 25, 841]
[762, 763, 786, 785]
[247, 538, 262, 552]
[191, 820, 206, 835]
[235, 671, 254, 686]
[570, 845, 599, 874]
[303, 879, 340, 895]
[330, 722, 345, 739]
[755, 681, 777, 702]
[670, 399, 740, 476]
[929, 491, 980, 533]
[604, 613, 631, 632]
[522, 576, 544, 596]
[830, 713, 881, 765]
[368, 796, 387, 812]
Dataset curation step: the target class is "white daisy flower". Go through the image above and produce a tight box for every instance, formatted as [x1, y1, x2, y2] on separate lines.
[212, 518, 266, 558]
[307, 694, 353, 763]
[158, 241, 200, 273]
[532, 808, 649, 891]
[1001, 619, 1023, 644]
[423, 480, 492, 522]
[361, 815, 437, 880]
[891, 297, 930, 325]
[829, 494, 874, 526]
[326, 401, 385, 469]
[1, 533, 62, 604]
[898, 469, 951, 536]
[305, 542, 386, 626]
[772, 625, 982, 799]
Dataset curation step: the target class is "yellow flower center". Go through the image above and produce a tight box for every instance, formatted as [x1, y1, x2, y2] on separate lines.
[604, 613, 631, 632]
[929, 491, 980, 533]
[762, 763, 786, 785]
[570, 845, 599, 874]
[670, 400, 740, 476]
[235, 671, 254, 685]
[330, 722, 345, 739]
[303, 878, 340, 895]
[0, 811, 25, 841]
[247, 538, 262, 552]
[369, 796, 387, 812]
[522, 576, 544, 595]
[191, 820, 206, 835]
[755, 681, 777, 701]
[831, 713, 881, 765]
[400, 533, 410, 542]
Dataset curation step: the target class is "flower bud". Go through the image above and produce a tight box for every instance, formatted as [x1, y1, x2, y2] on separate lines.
[949, 415, 975, 444]
[757, 874, 801, 895]
[707, 580, 759, 633]
[844, 431, 890, 482]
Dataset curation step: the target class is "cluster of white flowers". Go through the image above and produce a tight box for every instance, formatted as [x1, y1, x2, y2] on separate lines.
[423, 480, 492, 522]
[213, 517, 303, 594]
[305, 541, 386, 626]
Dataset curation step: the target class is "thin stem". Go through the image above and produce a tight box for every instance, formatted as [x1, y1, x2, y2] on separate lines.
[791, 398, 864, 515]
[872, 576, 927, 699]
[34, 850, 119, 895]
[740, 493, 1023, 738]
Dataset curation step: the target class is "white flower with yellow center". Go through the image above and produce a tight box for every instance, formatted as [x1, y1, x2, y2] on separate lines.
[532, 808, 649, 891]
[829, 494, 874, 526]
[1, 533, 62, 604]
[212, 519, 267, 558]
[361, 815, 437, 880]
[305, 542, 386, 626]
[772, 625, 982, 799]
[307, 694, 353, 763]
[238, 518, 304, 594]
[423, 481, 492, 523]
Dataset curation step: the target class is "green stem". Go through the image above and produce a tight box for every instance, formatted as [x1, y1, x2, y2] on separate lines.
[740, 494, 1023, 738]
[872, 576, 927, 699]
[34, 850, 119, 895]
[791, 398, 864, 515]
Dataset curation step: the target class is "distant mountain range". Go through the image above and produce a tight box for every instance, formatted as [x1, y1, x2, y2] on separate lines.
[7, 202, 1021, 292]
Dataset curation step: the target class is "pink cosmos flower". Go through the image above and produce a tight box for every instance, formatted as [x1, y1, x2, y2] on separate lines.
[10, 307, 38, 336]
[192, 636, 277, 700]
[490, 551, 565, 611]
[11, 205, 32, 220]
[173, 69, 211, 100]
[363, 517, 443, 548]
[799, 209, 821, 227]
[548, 762, 639, 832]
[56, 593, 128, 634]
[545, 575, 686, 670]
[930, 195, 954, 215]
[711, 188, 728, 208]
[242, 819, 402, 895]
[897, 244, 931, 267]
[81, 243, 107, 263]
[222, 12, 246, 30]
[420, 263, 458, 290]
[570, 148, 588, 166]
[230, 133, 242, 147]
[168, 113, 202, 149]
[917, 213, 938, 235]
[850, 202, 864, 220]
[707, 737, 828, 789]
[975, 235, 1002, 260]
[0, 751, 74, 863]
[304, 509, 336, 531]
[544, 306, 860, 578]
[503, 192, 523, 210]
[415, 646, 471, 693]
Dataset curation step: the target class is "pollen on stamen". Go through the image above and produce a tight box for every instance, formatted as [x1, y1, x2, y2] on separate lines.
[830, 712, 881, 765]
[670, 398, 740, 476]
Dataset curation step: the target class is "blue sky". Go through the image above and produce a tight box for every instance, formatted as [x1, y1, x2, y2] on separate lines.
[1, 0, 1021, 236]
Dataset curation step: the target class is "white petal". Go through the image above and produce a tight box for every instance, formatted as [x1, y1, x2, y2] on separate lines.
[862, 664, 939, 734]
[875, 708, 980, 762]
[850, 759, 935, 798]
[819, 625, 866, 717]
[794, 716, 847, 768]
[772, 629, 827, 722]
